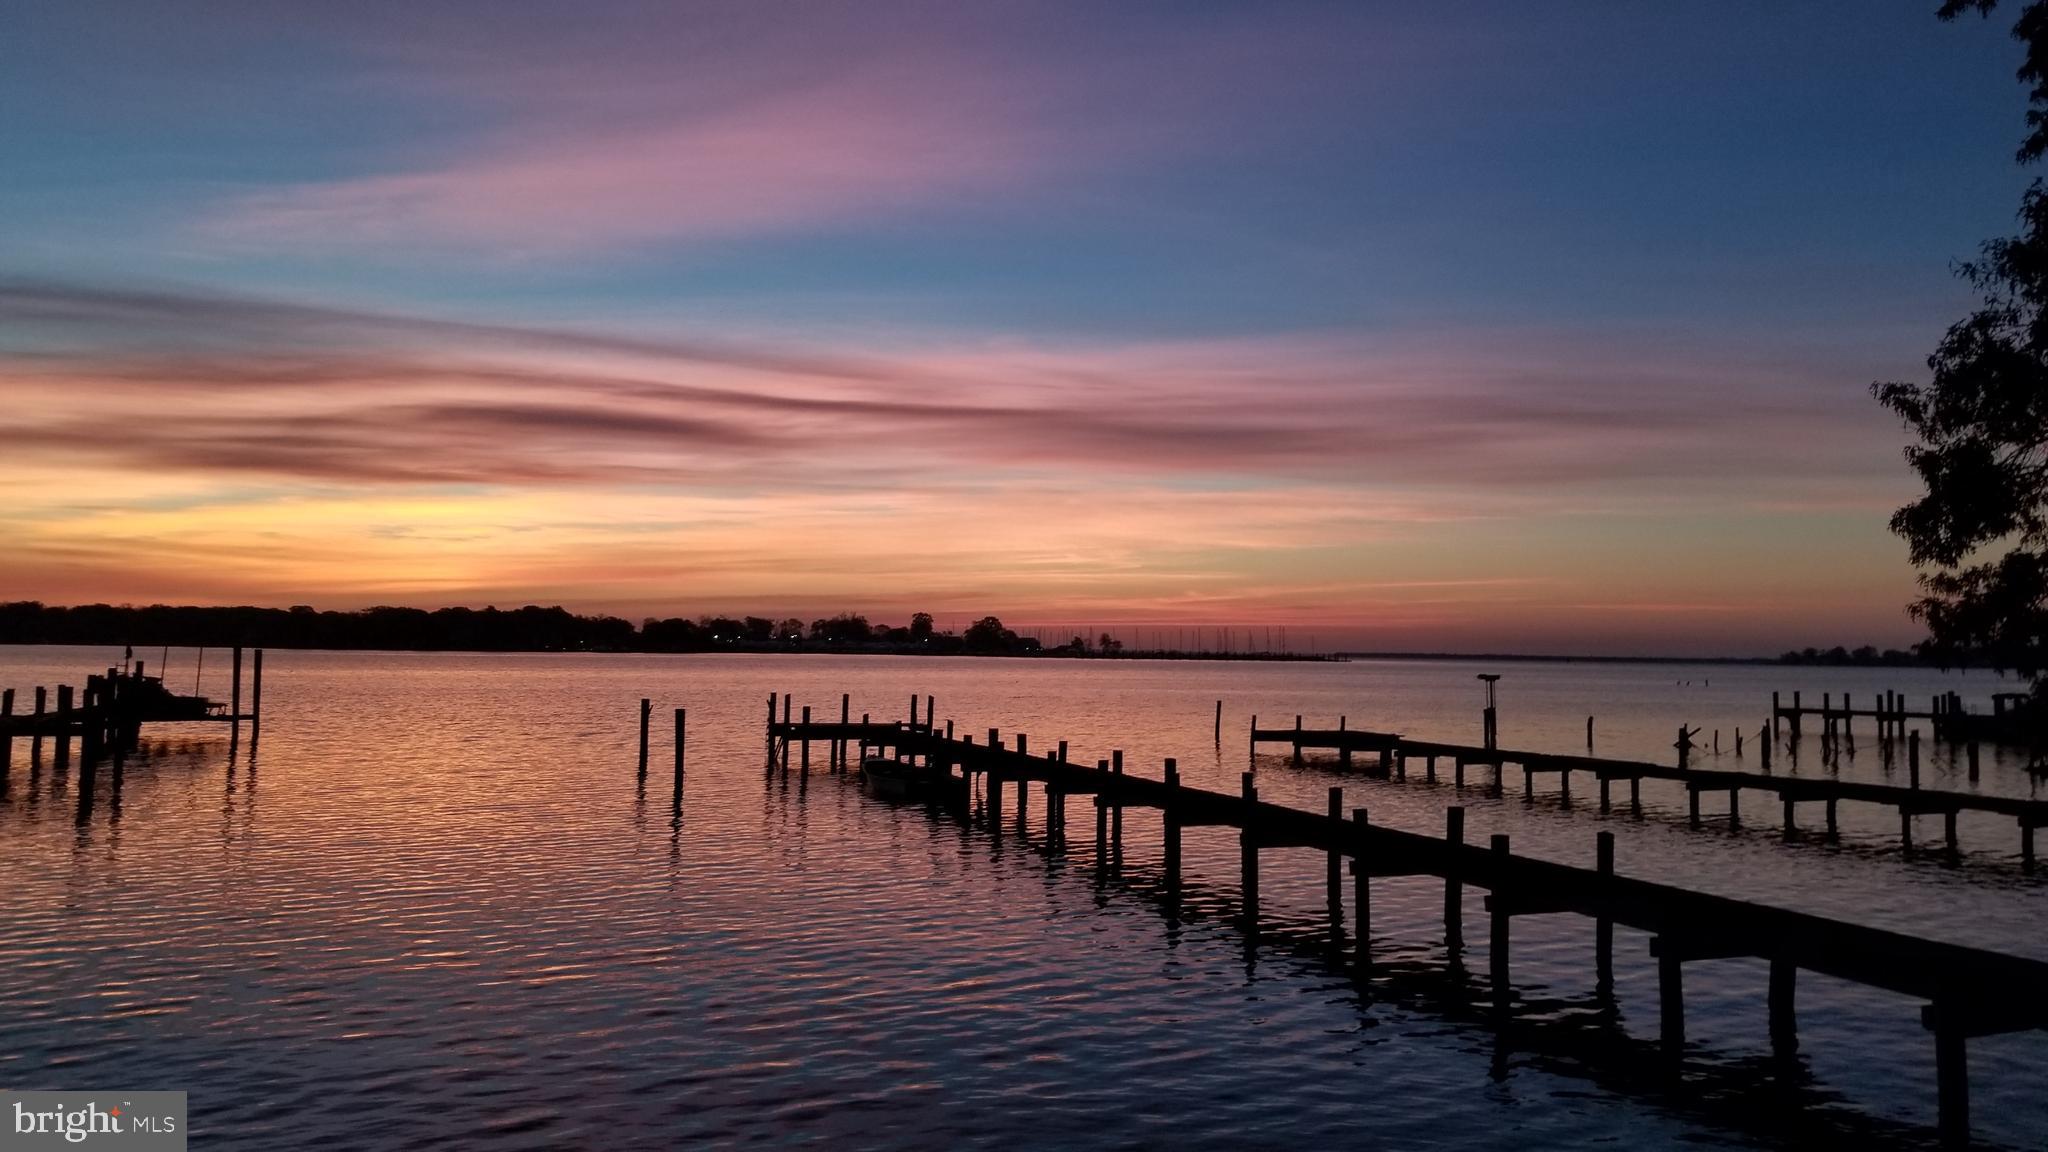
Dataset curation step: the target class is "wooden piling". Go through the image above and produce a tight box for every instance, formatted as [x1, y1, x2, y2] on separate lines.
[1935, 1020, 1970, 1148]
[1444, 806, 1465, 950]
[673, 708, 686, 805]
[250, 649, 264, 745]
[54, 685, 72, 770]
[1239, 771, 1260, 921]
[1910, 730, 1921, 789]
[230, 646, 243, 748]
[1769, 958, 1797, 1052]
[801, 706, 811, 773]
[1325, 787, 1343, 917]
[1595, 832, 1614, 990]
[1111, 750, 1125, 847]
[638, 698, 651, 777]
[1490, 833, 1512, 1013]
[1659, 946, 1685, 1058]
[1215, 699, 1222, 743]
[31, 686, 46, 761]
[1352, 808, 1372, 952]
[1164, 759, 1182, 888]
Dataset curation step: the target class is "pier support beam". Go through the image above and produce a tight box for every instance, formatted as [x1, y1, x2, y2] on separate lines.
[1239, 772, 1260, 923]
[1595, 832, 1614, 993]
[1352, 808, 1371, 957]
[1769, 958, 1797, 1054]
[1444, 806, 1465, 951]
[1658, 947, 1685, 1059]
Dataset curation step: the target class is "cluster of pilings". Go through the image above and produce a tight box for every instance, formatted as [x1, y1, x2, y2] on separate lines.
[1, 648, 264, 819]
[760, 706, 2045, 1147]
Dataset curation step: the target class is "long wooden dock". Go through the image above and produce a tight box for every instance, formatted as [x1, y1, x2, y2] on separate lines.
[758, 703, 2047, 1147]
[1248, 719, 2048, 867]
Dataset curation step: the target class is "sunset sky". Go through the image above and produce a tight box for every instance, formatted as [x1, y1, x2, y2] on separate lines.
[0, 2, 2034, 654]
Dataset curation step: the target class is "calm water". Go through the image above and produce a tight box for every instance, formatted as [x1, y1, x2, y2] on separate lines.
[1, 647, 2043, 1149]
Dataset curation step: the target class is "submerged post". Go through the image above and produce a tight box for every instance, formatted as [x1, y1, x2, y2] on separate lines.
[1215, 699, 1223, 743]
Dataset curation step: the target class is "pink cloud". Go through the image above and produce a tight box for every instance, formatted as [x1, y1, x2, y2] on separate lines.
[211, 81, 1075, 253]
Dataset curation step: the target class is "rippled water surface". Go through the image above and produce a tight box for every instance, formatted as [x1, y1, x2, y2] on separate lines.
[1, 647, 2043, 1149]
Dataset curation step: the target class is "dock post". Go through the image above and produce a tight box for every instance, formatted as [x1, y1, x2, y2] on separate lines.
[1910, 730, 1921, 789]
[909, 694, 918, 734]
[988, 738, 1005, 827]
[250, 649, 264, 745]
[1239, 772, 1259, 923]
[1902, 807, 1915, 852]
[1792, 691, 1802, 738]
[1772, 692, 1780, 739]
[31, 687, 45, 762]
[1935, 1019, 1970, 1149]
[1094, 758, 1108, 858]
[1454, 756, 1465, 790]
[2022, 821, 2035, 871]
[1248, 714, 1257, 759]
[1489, 834, 1511, 1014]
[801, 706, 811, 773]
[1968, 740, 1980, 781]
[0, 688, 11, 793]
[1293, 715, 1302, 764]
[1111, 750, 1124, 849]
[1215, 700, 1222, 743]
[230, 646, 243, 745]
[638, 698, 651, 779]
[781, 693, 791, 727]
[1658, 945, 1685, 1059]
[1769, 958, 1797, 1053]
[1782, 794, 1796, 837]
[1736, 728, 1742, 756]
[1587, 715, 1594, 751]
[1761, 725, 1772, 772]
[1630, 775, 1641, 815]
[1729, 787, 1740, 828]
[925, 695, 934, 734]
[1826, 797, 1839, 839]
[1595, 832, 1614, 992]
[1444, 806, 1465, 951]
[673, 708, 686, 807]
[840, 693, 850, 767]
[54, 686, 71, 771]
[1599, 773, 1611, 813]
[1325, 787, 1343, 920]
[1352, 808, 1372, 956]
[1163, 759, 1182, 891]
[1689, 785, 1701, 829]
[1945, 810, 1959, 855]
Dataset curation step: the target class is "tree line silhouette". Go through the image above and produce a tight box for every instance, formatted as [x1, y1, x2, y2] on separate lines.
[0, 601, 1051, 655]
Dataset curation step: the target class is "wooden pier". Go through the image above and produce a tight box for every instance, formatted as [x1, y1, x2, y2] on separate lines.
[0, 648, 265, 806]
[1249, 720, 2048, 867]
[1771, 688, 2038, 751]
[763, 705, 2048, 1147]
